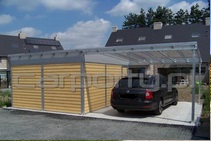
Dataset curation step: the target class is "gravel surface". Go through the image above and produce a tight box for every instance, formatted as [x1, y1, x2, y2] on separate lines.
[177, 85, 202, 104]
[0, 108, 194, 140]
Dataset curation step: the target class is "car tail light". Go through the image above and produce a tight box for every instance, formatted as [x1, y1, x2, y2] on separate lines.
[145, 89, 153, 100]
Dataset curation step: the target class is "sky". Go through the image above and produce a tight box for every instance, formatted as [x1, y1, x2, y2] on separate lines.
[0, 0, 209, 50]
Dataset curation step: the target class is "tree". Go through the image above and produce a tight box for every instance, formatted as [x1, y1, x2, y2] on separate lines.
[137, 8, 147, 28]
[174, 9, 189, 24]
[189, 4, 204, 23]
[122, 2, 210, 29]
[123, 13, 140, 29]
[153, 6, 174, 25]
[123, 9, 147, 29]
[202, 0, 210, 21]
[146, 7, 155, 27]
[201, 8, 210, 23]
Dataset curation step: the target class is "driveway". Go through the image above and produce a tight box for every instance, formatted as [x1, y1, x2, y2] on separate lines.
[0, 108, 194, 140]
[86, 102, 202, 126]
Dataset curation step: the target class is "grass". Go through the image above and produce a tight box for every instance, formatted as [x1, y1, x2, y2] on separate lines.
[0, 90, 11, 107]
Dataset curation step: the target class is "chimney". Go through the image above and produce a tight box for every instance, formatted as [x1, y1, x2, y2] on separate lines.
[153, 22, 163, 30]
[205, 17, 210, 26]
[112, 26, 118, 32]
[54, 35, 59, 41]
[18, 31, 26, 39]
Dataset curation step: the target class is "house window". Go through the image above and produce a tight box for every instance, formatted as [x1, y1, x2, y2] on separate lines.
[116, 38, 123, 43]
[192, 33, 200, 38]
[164, 35, 172, 40]
[51, 46, 57, 50]
[33, 45, 39, 49]
[11, 43, 19, 48]
[138, 36, 146, 41]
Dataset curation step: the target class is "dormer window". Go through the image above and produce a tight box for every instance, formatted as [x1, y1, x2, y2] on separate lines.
[138, 36, 146, 41]
[116, 38, 123, 43]
[192, 33, 200, 38]
[11, 43, 19, 48]
[164, 35, 172, 40]
[51, 46, 57, 50]
[33, 45, 39, 49]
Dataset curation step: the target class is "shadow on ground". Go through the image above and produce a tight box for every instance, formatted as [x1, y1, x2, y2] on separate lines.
[191, 116, 210, 140]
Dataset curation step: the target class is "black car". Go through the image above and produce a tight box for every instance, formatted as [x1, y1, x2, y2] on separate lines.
[110, 75, 178, 115]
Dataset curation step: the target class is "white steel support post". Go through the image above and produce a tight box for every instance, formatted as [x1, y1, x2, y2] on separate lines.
[105, 65, 107, 107]
[198, 62, 202, 104]
[80, 63, 85, 114]
[10, 64, 13, 107]
[191, 50, 196, 122]
[41, 65, 44, 111]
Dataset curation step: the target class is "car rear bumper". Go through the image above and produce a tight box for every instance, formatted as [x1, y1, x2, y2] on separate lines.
[111, 100, 158, 111]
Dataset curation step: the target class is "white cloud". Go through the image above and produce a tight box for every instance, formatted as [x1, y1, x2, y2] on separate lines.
[1, 0, 40, 11]
[6, 27, 42, 37]
[0, 14, 14, 25]
[51, 19, 111, 49]
[1, 0, 94, 13]
[107, 0, 170, 16]
[169, 1, 208, 12]
[41, 0, 94, 14]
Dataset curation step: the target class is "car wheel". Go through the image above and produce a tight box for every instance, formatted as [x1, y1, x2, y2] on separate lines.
[117, 109, 125, 113]
[154, 99, 163, 115]
[172, 92, 178, 105]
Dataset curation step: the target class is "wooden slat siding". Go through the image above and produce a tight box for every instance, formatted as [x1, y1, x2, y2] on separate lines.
[123, 67, 128, 77]
[44, 63, 81, 114]
[12, 65, 42, 110]
[84, 63, 106, 113]
[106, 65, 122, 106]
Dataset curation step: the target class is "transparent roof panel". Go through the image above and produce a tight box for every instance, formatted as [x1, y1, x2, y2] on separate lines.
[162, 50, 181, 58]
[9, 42, 201, 66]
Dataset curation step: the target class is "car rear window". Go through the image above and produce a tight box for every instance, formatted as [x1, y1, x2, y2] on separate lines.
[116, 77, 153, 88]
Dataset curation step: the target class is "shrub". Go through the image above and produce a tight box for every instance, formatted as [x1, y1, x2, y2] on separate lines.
[201, 87, 210, 116]
[0, 90, 11, 107]
[195, 82, 199, 94]
[194, 81, 203, 94]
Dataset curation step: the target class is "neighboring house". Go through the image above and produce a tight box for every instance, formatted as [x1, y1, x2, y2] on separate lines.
[0, 32, 64, 88]
[106, 18, 210, 84]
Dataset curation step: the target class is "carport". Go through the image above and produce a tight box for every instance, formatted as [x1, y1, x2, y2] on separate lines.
[9, 41, 202, 123]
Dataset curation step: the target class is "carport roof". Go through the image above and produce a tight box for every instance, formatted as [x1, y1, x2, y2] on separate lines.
[9, 41, 201, 66]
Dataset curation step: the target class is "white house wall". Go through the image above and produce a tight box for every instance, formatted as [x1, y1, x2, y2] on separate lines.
[0, 58, 8, 70]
